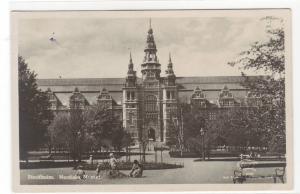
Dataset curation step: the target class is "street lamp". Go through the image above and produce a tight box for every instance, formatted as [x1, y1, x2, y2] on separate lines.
[200, 128, 205, 161]
[77, 130, 82, 162]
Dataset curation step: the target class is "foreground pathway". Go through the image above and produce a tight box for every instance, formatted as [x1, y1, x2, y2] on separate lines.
[20, 152, 280, 184]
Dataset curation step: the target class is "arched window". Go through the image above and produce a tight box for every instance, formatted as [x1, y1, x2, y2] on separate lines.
[145, 95, 157, 113]
[167, 91, 171, 99]
[128, 112, 134, 125]
[148, 128, 156, 141]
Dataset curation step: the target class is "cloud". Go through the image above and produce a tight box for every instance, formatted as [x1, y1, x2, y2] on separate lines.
[18, 15, 280, 78]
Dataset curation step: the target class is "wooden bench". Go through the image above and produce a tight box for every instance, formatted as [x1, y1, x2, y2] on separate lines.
[233, 160, 286, 184]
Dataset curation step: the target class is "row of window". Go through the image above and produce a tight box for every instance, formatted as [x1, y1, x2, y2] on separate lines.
[166, 91, 176, 100]
[125, 91, 176, 101]
[192, 98, 262, 108]
[143, 83, 159, 88]
[127, 112, 136, 125]
[145, 113, 158, 120]
[219, 100, 235, 107]
[166, 103, 177, 108]
[247, 99, 263, 107]
[70, 101, 85, 109]
[126, 104, 136, 108]
[50, 102, 58, 110]
[209, 112, 217, 120]
[191, 100, 207, 108]
[126, 91, 135, 100]
[143, 71, 157, 78]
[145, 95, 157, 113]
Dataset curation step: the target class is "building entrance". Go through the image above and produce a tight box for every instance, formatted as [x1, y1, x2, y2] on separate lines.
[148, 128, 156, 141]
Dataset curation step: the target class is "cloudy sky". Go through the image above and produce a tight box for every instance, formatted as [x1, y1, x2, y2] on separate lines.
[18, 14, 275, 79]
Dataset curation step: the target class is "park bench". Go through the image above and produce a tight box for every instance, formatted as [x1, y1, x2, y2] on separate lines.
[39, 154, 54, 162]
[233, 160, 286, 184]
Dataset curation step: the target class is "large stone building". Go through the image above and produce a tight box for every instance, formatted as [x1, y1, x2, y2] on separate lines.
[37, 23, 261, 145]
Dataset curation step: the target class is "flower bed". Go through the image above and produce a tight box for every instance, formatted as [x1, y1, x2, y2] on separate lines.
[81, 161, 183, 170]
[20, 161, 82, 169]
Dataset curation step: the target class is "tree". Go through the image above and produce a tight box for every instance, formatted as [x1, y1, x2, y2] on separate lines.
[184, 105, 206, 153]
[139, 121, 149, 163]
[203, 107, 271, 154]
[167, 105, 185, 157]
[181, 104, 267, 156]
[68, 108, 87, 162]
[228, 17, 286, 154]
[48, 104, 130, 162]
[18, 56, 53, 162]
[121, 132, 133, 162]
[47, 111, 85, 162]
[46, 112, 70, 154]
[83, 105, 124, 152]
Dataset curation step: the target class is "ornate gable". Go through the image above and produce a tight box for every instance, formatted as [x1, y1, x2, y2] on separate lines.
[246, 91, 262, 107]
[46, 88, 61, 110]
[191, 86, 205, 99]
[191, 86, 208, 108]
[97, 88, 113, 109]
[69, 87, 89, 109]
[218, 85, 235, 107]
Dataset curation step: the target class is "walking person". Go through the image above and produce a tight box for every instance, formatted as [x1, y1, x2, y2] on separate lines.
[109, 153, 119, 177]
[95, 162, 102, 178]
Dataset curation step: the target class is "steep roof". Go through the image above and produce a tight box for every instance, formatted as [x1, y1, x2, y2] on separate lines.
[37, 78, 125, 87]
[37, 76, 256, 106]
[37, 76, 252, 86]
[37, 76, 255, 91]
[176, 76, 248, 84]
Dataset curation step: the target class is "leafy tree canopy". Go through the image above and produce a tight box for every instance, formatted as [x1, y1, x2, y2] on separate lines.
[228, 17, 286, 154]
[19, 56, 53, 160]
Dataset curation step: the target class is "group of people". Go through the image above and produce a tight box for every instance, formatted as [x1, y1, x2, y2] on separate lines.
[76, 153, 143, 180]
[104, 153, 143, 178]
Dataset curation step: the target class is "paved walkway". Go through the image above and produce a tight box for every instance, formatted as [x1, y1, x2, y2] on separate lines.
[20, 152, 282, 184]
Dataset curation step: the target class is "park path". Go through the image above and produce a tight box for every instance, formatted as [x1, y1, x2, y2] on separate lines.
[20, 152, 280, 184]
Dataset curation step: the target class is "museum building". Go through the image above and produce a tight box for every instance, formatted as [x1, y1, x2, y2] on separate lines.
[37, 23, 262, 145]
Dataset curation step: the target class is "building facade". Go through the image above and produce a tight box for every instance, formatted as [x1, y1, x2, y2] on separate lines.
[38, 23, 262, 145]
[122, 24, 179, 144]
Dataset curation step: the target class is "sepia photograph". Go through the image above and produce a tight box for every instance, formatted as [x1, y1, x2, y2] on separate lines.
[11, 9, 293, 192]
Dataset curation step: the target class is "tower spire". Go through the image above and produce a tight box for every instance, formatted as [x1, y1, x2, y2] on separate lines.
[165, 52, 175, 83]
[128, 51, 134, 73]
[168, 52, 172, 64]
[167, 52, 173, 70]
[129, 51, 133, 64]
[141, 19, 161, 81]
[126, 51, 136, 87]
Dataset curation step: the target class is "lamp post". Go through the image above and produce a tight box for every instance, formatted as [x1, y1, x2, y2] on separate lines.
[200, 128, 205, 161]
[77, 130, 82, 162]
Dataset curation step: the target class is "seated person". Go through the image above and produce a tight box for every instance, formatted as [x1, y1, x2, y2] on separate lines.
[129, 160, 143, 178]
[75, 165, 85, 180]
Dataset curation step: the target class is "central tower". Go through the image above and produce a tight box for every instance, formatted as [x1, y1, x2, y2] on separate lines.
[123, 20, 178, 146]
[141, 20, 161, 82]
[140, 20, 164, 143]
